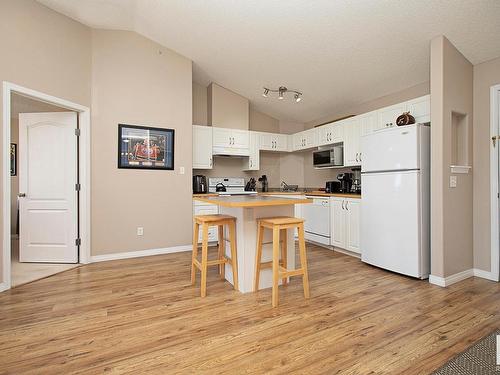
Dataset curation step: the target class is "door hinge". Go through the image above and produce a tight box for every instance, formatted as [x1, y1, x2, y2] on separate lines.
[75, 183, 81, 191]
[75, 128, 81, 136]
[75, 238, 81, 246]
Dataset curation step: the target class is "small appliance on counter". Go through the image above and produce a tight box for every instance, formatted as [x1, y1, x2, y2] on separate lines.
[245, 178, 257, 191]
[325, 180, 341, 193]
[258, 175, 269, 192]
[337, 173, 353, 193]
[215, 183, 227, 192]
[193, 175, 207, 194]
[351, 168, 362, 194]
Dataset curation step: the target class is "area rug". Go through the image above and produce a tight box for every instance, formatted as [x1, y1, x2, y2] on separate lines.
[432, 329, 500, 374]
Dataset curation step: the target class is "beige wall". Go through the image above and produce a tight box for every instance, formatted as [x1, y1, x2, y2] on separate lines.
[305, 82, 430, 128]
[192, 82, 208, 126]
[250, 108, 280, 133]
[91, 29, 192, 255]
[430, 36, 474, 278]
[208, 83, 249, 130]
[279, 121, 305, 187]
[473, 56, 500, 272]
[0, 0, 92, 282]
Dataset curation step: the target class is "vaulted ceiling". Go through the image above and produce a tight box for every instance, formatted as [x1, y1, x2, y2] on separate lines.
[38, 0, 500, 123]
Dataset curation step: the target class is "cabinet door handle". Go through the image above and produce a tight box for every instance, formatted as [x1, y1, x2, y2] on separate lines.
[341, 200, 345, 210]
[209, 157, 212, 167]
[346, 201, 349, 210]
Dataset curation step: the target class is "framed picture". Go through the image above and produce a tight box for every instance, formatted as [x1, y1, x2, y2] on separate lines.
[10, 143, 16, 176]
[118, 124, 174, 170]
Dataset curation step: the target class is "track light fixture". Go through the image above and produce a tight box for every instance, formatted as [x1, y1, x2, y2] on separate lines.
[262, 86, 302, 102]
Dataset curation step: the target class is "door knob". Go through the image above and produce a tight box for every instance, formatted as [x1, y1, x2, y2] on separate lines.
[18, 193, 26, 197]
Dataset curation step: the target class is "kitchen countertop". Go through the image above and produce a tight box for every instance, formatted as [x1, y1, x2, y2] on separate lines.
[193, 195, 313, 208]
[193, 192, 361, 199]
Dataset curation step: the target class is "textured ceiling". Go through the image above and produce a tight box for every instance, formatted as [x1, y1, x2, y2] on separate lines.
[37, 0, 500, 123]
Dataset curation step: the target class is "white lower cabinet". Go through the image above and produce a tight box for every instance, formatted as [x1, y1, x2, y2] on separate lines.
[330, 197, 361, 254]
[193, 201, 219, 243]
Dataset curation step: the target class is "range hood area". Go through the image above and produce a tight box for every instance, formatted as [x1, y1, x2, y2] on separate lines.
[208, 83, 251, 157]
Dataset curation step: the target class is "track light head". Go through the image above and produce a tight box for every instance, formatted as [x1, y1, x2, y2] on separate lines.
[262, 88, 269, 98]
[294, 93, 302, 102]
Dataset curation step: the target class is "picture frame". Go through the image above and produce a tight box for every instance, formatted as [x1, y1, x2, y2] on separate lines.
[118, 124, 175, 170]
[10, 143, 16, 176]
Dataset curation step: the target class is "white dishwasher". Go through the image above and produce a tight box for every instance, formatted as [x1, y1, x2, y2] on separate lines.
[302, 196, 330, 245]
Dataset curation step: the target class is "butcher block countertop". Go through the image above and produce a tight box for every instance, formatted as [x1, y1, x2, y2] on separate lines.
[193, 195, 313, 208]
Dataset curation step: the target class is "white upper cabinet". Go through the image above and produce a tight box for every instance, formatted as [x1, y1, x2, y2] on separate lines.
[360, 111, 378, 136]
[318, 121, 344, 146]
[377, 102, 408, 129]
[243, 131, 260, 171]
[212, 127, 249, 155]
[343, 118, 362, 167]
[260, 132, 289, 152]
[192, 125, 213, 169]
[407, 95, 430, 124]
[377, 95, 430, 130]
[293, 128, 318, 151]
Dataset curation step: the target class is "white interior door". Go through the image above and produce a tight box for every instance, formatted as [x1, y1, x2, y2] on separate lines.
[19, 112, 78, 263]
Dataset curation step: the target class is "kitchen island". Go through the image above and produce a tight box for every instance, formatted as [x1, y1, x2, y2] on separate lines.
[193, 195, 312, 293]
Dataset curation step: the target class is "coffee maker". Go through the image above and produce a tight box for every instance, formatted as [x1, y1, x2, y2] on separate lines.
[351, 168, 361, 194]
[193, 175, 207, 194]
[336, 173, 353, 193]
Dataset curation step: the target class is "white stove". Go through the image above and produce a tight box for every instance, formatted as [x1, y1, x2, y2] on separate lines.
[208, 177, 257, 195]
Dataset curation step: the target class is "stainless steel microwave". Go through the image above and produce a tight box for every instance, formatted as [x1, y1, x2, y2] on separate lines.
[313, 145, 343, 168]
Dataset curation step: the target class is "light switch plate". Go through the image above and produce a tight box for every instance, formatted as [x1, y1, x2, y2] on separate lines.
[179, 166, 185, 175]
[137, 227, 144, 236]
[450, 176, 457, 188]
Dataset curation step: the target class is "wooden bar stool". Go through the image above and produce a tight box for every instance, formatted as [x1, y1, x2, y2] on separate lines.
[191, 214, 238, 297]
[254, 217, 310, 307]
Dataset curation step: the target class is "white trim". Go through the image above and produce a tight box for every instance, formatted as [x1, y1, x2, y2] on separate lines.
[2, 82, 91, 292]
[490, 84, 500, 282]
[429, 269, 474, 287]
[429, 268, 498, 287]
[473, 268, 497, 281]
[90, 245, 191, 263]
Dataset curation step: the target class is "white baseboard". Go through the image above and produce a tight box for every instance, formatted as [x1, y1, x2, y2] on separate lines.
[429, 268, 498, 287]
[473, 268, 498, 281]
[0, 281, 9, 293]
[90, 245, 191, 263]
[429, 269, 474, 287]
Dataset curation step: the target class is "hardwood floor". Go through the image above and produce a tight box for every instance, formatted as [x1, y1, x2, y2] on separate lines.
[1, 244, 499, 374]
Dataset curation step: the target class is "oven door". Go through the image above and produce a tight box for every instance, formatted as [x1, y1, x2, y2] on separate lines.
[313, 150, 333, 167]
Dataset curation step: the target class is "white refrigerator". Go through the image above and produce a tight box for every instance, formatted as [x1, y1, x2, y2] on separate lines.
[360, 124, 430, 279]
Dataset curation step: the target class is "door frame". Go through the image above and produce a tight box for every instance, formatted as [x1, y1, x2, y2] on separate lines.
[490, 83, 500, 282]
[1, 81, 91, 291]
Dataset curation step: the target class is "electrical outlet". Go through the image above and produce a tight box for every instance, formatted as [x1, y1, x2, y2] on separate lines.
[137, 227, 144, 236]
[179, 166, 185, 175]
[450, 176, 457, 188]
